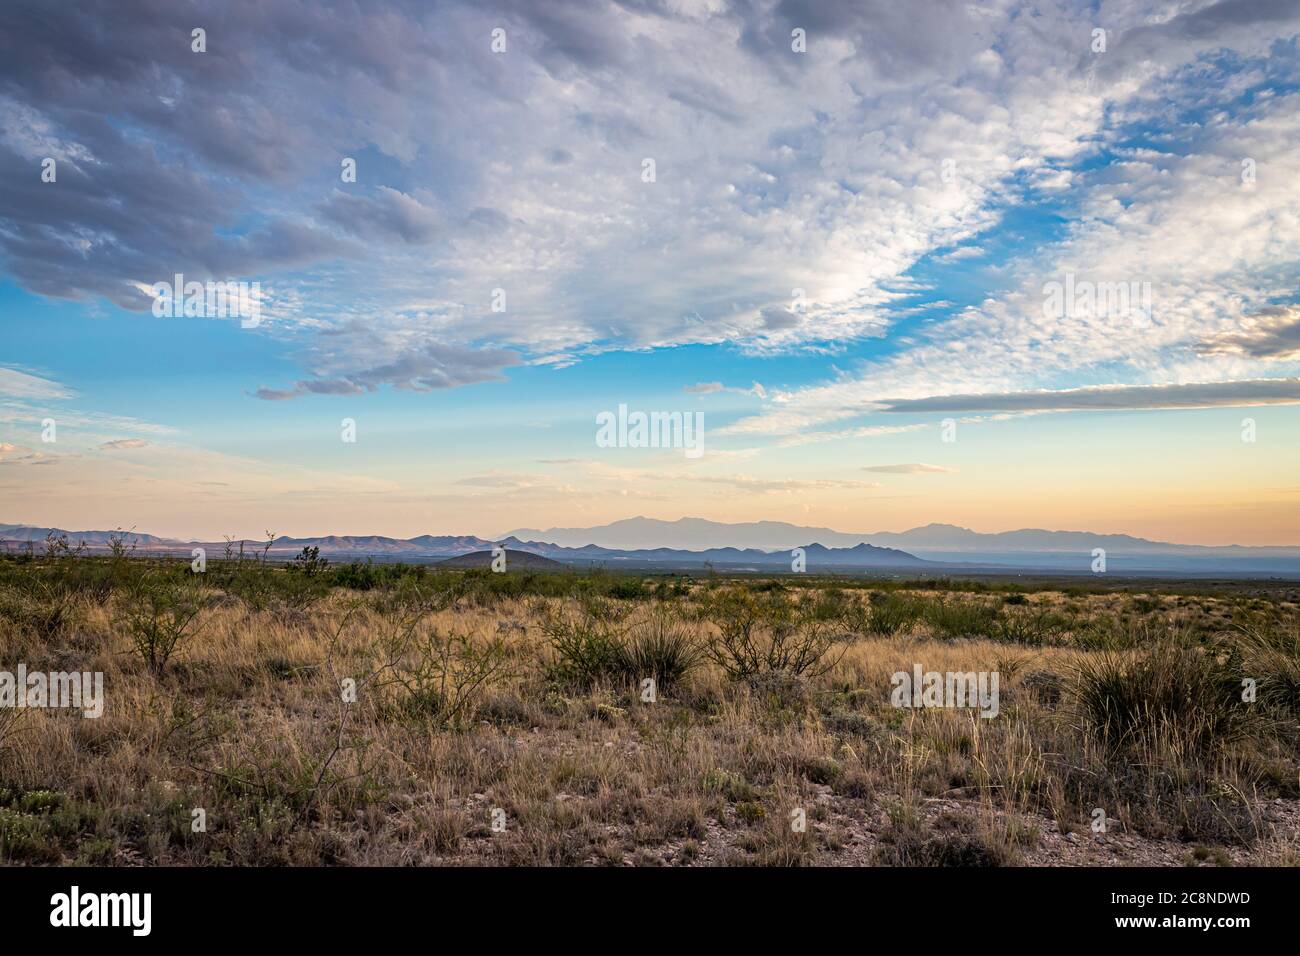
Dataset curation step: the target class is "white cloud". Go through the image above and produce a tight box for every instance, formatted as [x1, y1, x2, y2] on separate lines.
[863, 463, 957, 474]
[728, 74, 1300, 437]
[4, 1, 1300, 414]
[0, 367, 73, 401]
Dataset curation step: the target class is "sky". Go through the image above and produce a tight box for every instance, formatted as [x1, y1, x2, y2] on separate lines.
[1, 0, 1299, 546]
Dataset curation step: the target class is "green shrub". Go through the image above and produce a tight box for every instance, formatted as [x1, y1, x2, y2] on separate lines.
[922, 597, 1001, 638]
[118, 576, 210, 675]
[1223, 617, 1300, 719]
[701, 588, 843, 680]
[1067, 644, 1253, 758]
[0, 579, 78, 639]
[994, 607, 1062, 646]
[0, 806, 60, 863]
[543, 605, 702, 693]
[389, 629, 515, 728]
[622, 610, 704, 693]
[542, 604, 633, 689]
[874, 806, 1016, 867]
[868, 591, 926, 635]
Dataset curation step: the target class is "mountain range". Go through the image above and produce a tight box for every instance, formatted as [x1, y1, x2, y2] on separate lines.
[0, 523, 925, 571]
[504, 516, 1300, 556]
[505, 517, 1300, 574]
[4, 518, 1300, 577]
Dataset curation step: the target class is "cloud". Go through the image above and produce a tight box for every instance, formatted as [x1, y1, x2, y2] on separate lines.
[590, 465, 882, 495]
[1199, 306, 1300, 360]
[0, 0, 1167, 392]
[684, 381, 766, 398]
[454, 473, 541, 490]
[934, 245, 984, 262]
[0, 0, 1298, 416]
[684, 382, 724, 395]
[863, 463, 957, 474]
[254, 341, 520, 399]
[99, 438, 150, 450]
[877, 379, 1300, 414]
[0, 367, 73, 400]
[771, 424, 930, 447]
[727, 71, 1300, 439]
[252, 387, 302, 402]
[1098, 0, 1300, 79]
[318, 187, 439, 244]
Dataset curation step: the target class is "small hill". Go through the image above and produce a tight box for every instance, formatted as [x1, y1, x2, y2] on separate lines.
[435, 549, 568, 570]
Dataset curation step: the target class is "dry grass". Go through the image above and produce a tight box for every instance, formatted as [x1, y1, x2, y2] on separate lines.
[0, 557, 1297, 866]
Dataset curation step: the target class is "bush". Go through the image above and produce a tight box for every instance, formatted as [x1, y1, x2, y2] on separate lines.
[798, 588, 859, 625]
[604, 576, 649, 600]
[1074, 616, 1146, 652]
[1067, 643, 1253, 758]
[701, 588, 843, 680]
[867, 591, 926, 635]
[329, 560, 385, 591]
[543, 605, 702, 693]
[0, 580, 77, 640]
[118, 576, 210, 675]
[388, 629, 515, 729]
[874, 806, 1016, 867]
[1223, 616, 1300, 719]
[921, 597, 1001, 638]
[994, 607, 1062, 646]
[542, 603, 634, 689]
[622, 609, 704, 694]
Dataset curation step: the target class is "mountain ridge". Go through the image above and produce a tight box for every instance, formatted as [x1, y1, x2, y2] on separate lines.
[6, 519, 1300, 575]
[502, 516, 1300, 555]
[0, 523, 928, 569]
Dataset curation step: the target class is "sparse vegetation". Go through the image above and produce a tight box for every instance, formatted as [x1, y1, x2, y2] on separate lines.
[0, 550, 1296, 865]
[117, 575, 210, 675]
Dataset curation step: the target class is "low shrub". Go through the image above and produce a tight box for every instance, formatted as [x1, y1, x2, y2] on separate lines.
[1066, 643, 1253, 758]
[117, 576, 210, 675]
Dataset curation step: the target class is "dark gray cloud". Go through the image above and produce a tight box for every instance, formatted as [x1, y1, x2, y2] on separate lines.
[0, 0, 658, 310]
[463, 206, 511, 234]
[1108, 0, 1300, 62]
[1199, 306, 1300, 360]
[0, 133, 350, 305]
[351, 341, 521, 391]
[507, 0, 636, 75]
[735, 0, 993, 82]
[251, 386, 301, 402]
[0, 0, 456, 306]
[255, 341, 520, 399]
[319, 188, 440, 244]
[760, 306, 799, 331]
[669, 86, 744, 124]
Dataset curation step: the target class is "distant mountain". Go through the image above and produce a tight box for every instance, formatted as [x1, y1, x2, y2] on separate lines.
[6, 518, 1300, 576]
[857, 523, 1300, 573]
[503, 516, 870, 551]
[0, 523, 928, 571]
[436, 549, 568, 570]
[0, 525, 177, 549]
[864, 522, 1300, 557]
[511, 539, 927, 569]
[503, 516, 1300, 557]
